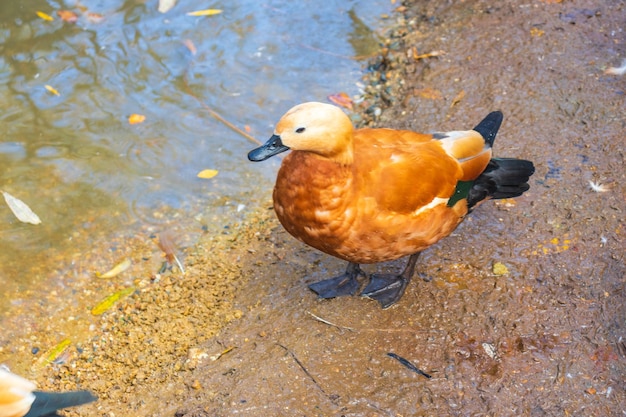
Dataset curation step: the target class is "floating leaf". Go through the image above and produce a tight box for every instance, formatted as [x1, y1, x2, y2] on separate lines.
[2, 191, 42, 225]
[91, 287, 136, 315]
[36, 11, 54, 21]
[328, 92, 353, 110]
[183, 39, 197, 55]
[158, 0, 177, 13]
[187, 9, 222, 16]
[96, 258, 131, 278]
[57, 10, 78, 23]
[197, 169, 219, 179]
[128, 114, 146, 124]
[45, 85, 60, 96]
[86, 12, 104, 23]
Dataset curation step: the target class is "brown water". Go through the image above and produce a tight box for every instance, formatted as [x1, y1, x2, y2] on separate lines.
[0, 0, 390, 299]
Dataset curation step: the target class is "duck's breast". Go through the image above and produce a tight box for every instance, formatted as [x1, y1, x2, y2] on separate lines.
[273, 152, 356, 256]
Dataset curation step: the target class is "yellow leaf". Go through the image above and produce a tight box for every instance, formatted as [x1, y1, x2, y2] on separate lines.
[45, 85, 60, 96]
[128, 114, 146, 124]
[96, 258, 131, 279]
[492, 262, 509, 276]
[197, 169, 219, 179]
[187, 9, 222, 16]
[36, 338, 71, 368]
[91, 287, 136, 315]
[36, 11, 54, 21]
[450, 90, 465, 107]
[530, 27, 545, 37]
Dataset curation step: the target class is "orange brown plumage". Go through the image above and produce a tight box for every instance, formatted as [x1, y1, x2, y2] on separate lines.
[249, 102, 534, 308]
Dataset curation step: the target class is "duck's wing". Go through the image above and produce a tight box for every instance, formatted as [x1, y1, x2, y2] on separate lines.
[354, 125, 494, 214]
[354, 129, 461, 214]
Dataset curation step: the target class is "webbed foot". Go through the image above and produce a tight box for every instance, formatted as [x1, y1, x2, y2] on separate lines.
[360, 252, 422, 309]
[361, 274, 409, 309]
[309, 262, 364, 299]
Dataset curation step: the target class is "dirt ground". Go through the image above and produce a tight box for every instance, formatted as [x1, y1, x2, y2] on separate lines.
[1, 0, 624, 416]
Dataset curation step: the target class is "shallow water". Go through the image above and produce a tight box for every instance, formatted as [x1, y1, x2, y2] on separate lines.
[0, 0, 391, 297]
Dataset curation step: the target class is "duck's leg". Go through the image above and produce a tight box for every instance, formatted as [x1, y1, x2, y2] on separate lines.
[309, 262, 364, 298]
[361, 252, 421, 309]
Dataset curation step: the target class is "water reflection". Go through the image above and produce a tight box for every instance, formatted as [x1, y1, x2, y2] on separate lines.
[0, 1, 390, 295]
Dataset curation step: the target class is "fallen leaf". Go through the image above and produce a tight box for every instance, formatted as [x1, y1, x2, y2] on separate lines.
[158, 0, 177, 13]
[328, 92, 353, 110]
[450, 90, 465, 107]
[530, 27, 545, 37]
[411, 48, 446, 60]
[414, 87, 443, 100]
[57, 10, 78, 23]
[45, 85, 60, 96]
[37, 339, 71, 368]
[492, 262, 509, 276]
[36, 11, 54, 21]
[187, 9, 223, 16]
[2, 191, 42, 225]
[128, 114, 146, 124]
[155, 230, 185, 274]
[91, 287, 136, 315]
[197, 169, 219, 179]
[96, 258, 132, 278]
[210, 346, 235, 361]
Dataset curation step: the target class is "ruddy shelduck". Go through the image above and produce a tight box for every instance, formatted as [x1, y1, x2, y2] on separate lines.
[0, 368, 96, 417]
[248, 102, 534, 308]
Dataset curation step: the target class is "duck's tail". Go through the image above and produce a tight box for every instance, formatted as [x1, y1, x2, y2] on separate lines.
[467, 158, 535, 209]
[473, 111, 503, 147]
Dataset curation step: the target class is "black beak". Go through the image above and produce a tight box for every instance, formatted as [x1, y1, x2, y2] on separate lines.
[248, 134, 290, 161]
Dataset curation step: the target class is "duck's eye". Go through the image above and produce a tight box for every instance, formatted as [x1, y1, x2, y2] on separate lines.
[295, 127, 306, 133]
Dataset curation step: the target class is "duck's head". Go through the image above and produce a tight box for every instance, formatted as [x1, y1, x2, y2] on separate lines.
[248, 102, 354, 164]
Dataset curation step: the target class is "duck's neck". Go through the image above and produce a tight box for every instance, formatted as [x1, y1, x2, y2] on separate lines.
[323, 136, 354, 166]
[281, 151, 353, 189]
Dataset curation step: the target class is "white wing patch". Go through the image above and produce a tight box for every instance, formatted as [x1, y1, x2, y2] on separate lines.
[413, 197, 449, 216]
